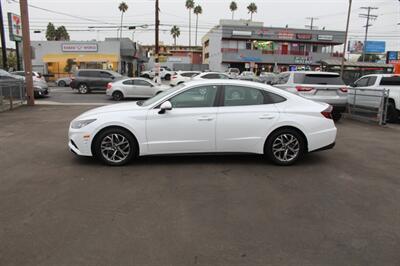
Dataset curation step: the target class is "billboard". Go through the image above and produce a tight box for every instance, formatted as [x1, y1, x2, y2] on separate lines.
[7, 13, 22, 41]
[365, 41, 386, 53]
[387, 51, 400, 64]
[61, 43, 98, 52]
[349, 40, 364, 54]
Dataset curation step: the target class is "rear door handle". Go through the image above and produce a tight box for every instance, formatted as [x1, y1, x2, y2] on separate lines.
[259, 114, 275, 120]
[198, 116, 214, 121]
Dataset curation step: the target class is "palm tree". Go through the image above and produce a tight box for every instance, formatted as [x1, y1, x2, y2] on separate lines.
[247, 2, 257, 21]
[193, 5, 202, 46]
[118, 2, 128, 39]
[230, 1, 238, 20]
[170, 25, 181, 47]
[185, 0, 195, 47]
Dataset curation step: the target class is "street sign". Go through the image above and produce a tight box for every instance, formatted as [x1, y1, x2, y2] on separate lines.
[7, 13, 22, 42]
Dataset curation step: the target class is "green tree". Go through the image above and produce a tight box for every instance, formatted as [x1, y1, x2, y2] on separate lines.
[46, 22, 57, 40]
[193, 5, 202, 46]
[170, 25, 181, 47]
[247, 2, 257, 21]
[185, 0, 195, 47]
[230, 1, 238, 19]
[118, 2, 129, 39]
[55, 26, 70, 41]
[64, 58, 75, 73]
[357, 54, 381, 63]
[0, 52, 17, 71]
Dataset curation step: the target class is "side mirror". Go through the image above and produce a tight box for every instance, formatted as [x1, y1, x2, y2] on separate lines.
[158, 101, 172, 114]
[350, 82, 356, 87]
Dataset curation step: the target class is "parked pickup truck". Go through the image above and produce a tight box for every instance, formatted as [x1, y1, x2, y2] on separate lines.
[349, 74, 400, 123]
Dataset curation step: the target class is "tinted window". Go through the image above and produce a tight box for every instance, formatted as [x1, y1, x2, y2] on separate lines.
[224, 86, 265, 106]
[202, 74, 219, 79]
[277, 73, 290, 84]
[134, 80, 152, 86]
[219, 74, 229, 79]
[367, 76, 377, 86]
[122, 80, 133, 85]
[380, 76, 400, 86]
[295, 74, 345, 85]
[355, 77, 369, 87]
[78, 71, 99, 77]
[181, 72, 198, 78]
[169, 85, 218, 108]
[265, 91, 286, 104]
[100, 71, 112, 78]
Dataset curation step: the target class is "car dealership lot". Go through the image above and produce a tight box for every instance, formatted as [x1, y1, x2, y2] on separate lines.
[1, 105, 400, 266]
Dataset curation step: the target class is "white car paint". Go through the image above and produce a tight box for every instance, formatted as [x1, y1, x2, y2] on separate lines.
[106, 78, 170, 99]
[69, 80, 336, 165]
[170, 71, 201, 86]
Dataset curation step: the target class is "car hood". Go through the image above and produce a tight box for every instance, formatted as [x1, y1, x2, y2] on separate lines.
[77, 102, 143, 119]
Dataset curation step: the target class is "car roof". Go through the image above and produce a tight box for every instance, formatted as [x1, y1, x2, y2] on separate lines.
[282, 71, 340, 75]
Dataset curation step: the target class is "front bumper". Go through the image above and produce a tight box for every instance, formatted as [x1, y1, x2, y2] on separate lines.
[68, 128, 94, 156]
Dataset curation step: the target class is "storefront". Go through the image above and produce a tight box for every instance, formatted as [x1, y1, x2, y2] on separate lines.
[31, 39, 147, 80]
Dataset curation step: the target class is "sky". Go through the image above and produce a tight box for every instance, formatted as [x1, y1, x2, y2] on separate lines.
[2, 0, 400, 52]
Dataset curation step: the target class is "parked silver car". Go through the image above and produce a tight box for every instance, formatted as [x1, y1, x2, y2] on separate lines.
[106, 77, 170, 101]
[56, 77, 73, 87]
[273, 71, 348, 121]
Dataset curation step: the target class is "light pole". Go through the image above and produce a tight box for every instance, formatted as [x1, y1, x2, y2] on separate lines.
[341, 0, 352, 77]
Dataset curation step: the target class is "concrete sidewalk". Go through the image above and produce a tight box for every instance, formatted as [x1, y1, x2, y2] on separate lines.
[1, 105, 400, 266]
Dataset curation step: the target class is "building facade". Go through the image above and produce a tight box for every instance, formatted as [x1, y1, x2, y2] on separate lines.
[31, 38, 147, 80]
[202, 20, 346, 73]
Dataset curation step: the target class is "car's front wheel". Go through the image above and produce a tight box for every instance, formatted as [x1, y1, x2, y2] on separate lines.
[265, 128, 306, 166]
[78, 83, 89, 94]
[93, 128, 137, 166]
[58, 80, 66, 87]
[112, 91, 124, 101]
[386, 101, 399, 123]
[164, 74, 171, 81]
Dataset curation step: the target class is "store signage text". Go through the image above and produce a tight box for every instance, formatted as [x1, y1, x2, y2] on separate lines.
[62, 43, 98, 52]
[317, 35, 333, 41]
[296, 33, 312, 40]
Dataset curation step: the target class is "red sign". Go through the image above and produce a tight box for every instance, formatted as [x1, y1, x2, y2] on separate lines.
[296, 33, 313, 40]
[278, 30, 294, 40]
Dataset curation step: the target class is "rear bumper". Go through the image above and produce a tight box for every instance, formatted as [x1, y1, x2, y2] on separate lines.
[307, 127, 337, 152]
[311, 142, 335, 153]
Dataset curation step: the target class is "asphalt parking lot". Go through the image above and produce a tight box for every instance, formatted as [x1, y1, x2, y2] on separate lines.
[1, 104, 400, 266]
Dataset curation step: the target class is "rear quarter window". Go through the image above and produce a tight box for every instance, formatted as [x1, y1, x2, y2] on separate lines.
[295, 73, 345, 85]
[380, 77, 400, 86]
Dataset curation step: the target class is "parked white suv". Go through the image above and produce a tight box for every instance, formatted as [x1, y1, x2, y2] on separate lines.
[349, 74, 400, 122]
[273, 71, 348, 121]
[170, 71, 201, 86]
[141, 67, 174, 81]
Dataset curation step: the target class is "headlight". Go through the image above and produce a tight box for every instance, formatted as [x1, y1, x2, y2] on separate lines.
[71, 119, 97, 129]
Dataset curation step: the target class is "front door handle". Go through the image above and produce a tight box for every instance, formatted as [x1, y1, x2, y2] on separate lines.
[198, 116, 214, 121]
[259, 114, 275, 120]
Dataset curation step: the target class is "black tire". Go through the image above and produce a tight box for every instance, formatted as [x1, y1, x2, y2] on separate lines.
[265, 128, 306, 166]
[112, 91, 124, 101]
[332, 112, 342, 122]
[78, 83, 89, 94]
[164, 74, 171, 81]
[386, 101, 399, 123]
[58, 80, 66, 87]
[93, 127, 137, 166]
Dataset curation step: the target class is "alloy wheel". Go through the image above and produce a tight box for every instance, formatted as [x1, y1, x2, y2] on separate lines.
[272, 133, 300, 163]
[100, 133, 131, 163]
[79, 84, 88, 94]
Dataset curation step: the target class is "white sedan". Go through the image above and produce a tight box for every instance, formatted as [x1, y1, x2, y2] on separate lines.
[106, 78, 169, 101]
[69, 80, 337, 166]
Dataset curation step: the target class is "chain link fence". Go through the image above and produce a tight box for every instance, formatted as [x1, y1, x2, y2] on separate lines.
[0, 80, 26, 112]
[347, 88, 389, 126]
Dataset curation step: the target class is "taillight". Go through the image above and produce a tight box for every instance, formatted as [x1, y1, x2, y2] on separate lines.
[340, 87, 348, 93]
[296, 86, 314, 92]
[172, 75, 177, 80]
[107, 83, 112, 89]
[321, 105, 333, 119]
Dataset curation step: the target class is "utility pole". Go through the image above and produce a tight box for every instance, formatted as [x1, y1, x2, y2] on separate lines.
[0, 1, 8, 69]
[155, 0, 159, 61]
[19, 0, 34, 106]
[341, 0, 353, 77]
[305, 17, 319, 30]
[359, 6, 378, 62]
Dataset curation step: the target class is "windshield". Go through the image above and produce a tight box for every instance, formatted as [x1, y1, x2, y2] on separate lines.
[138, 84, 185, 107]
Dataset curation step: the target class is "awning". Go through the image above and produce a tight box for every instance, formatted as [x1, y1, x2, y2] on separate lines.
[42, 53, 119, 63]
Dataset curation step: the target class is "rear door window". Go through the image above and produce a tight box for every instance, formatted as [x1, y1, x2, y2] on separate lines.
[380, 76, 400, 86]
[78, 71, 98, 77]
[100, 71, 112, 78]
[134, 80, 152, 86]
[295, 73, 345, 85]
[122, 80, 134, 85]
[223, 86, 285, 106]
[355, 77, 369, 87]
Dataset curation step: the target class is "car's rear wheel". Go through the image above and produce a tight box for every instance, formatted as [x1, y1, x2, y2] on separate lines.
[386, 101, 399, 123]
[78, 83, 89, 94]
[265, 128, 306, 166]
[112, 91, 124, 101]
[332, 112, 342, 122]
[58, 80, 66, 87]
[93, 128, 137, 166]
